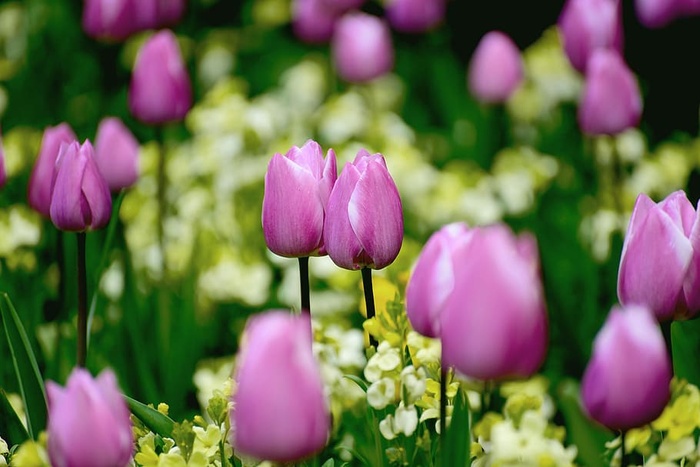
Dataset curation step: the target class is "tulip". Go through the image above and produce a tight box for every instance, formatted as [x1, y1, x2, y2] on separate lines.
[558, 0, 623, 74]
[28, 123, 77, 218]
[385, 0, 446, 33]
[578, 49, 642, 135]
[324, 150, 403, 270]
[321, 0, 365, 13]
[405, 222, 473, 338]
[82, 0, 138, 41]
[331, 12, 394, 83]
[635, 0, 681, 27]
[292, 0, 340, 44]
[50, 141, 112, 232]
[94, 117, 140, 192]
[467, 31, 524, 104]
[440, 224, 547, 380]
[128, 30, 192, 125]
[47, 367, 133, 467]
[232, 311, 329, 462]
[581, 304, 671, 430]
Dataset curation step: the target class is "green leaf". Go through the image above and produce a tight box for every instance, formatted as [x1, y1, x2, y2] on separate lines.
[124, 395, 175, 438]
[442, 385, 470, 467]
[320, 459, 335, 467]
[343, 374, 369, 393]
[0, 293, 47, 439]
[671, 320, 700, 386]
[0, 389, 30, 446]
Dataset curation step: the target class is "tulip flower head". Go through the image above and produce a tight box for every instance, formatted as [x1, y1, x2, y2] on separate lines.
[292, 0, 340, 43]
[332, 12, 394, 83]
[94, 117, 140, 192]
[581, 304, 671, 430]
[467, 31, 524, 104]
[324, 150, 403, 270]
[82, 0, 138, 41]
[635, 0, 700, 27]
[385, 0, 446, 33]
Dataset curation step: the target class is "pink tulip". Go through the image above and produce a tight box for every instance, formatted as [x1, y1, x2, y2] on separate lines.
[635, 0, 682, 27]
[94, 117, 140, 192]
[82, 0, 138, 41]
[385, 0, 445, 33]
[331, 12, 394, 83]
[581, 305, 671, 430]
[324, 150, 403, 270]
[292, 0, 339, 43]
[262, 140, 337, 257]
[467, 31, 524, 104]
[232, 311, 329, 462]
[321, 0, 365, 13]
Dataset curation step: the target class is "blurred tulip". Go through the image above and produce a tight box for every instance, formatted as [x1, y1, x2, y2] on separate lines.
[292, 0, 339, 43]
[405, 222, 473, 338]
[94, 117, 140, 192]
[467, 31, 523, 104]
[578, 49, 642, 135]
[232, 311, 329, 462]
[47, 367, 133, 467]
[82, 0, 138, 41]
[321, 0, 365, 12]
[128, 30, 192, 125]
[152, 0, 187, 27]
[332, 12, 394, 83]
[440, 224, 547, 380]
[50, 141, 112, 232]
[324, 150, 403, 270]
[262, 140, 337, 257]
[558, 0, 623, 73]
[635, 0, 681, 27]
[581, 304, 671, 430]
[28, 123, 77, 218]
[385, 0, 445, 33]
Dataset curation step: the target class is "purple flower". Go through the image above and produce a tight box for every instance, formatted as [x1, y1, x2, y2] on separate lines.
[292, 0, 339, 43]
[467, 31, 524, 104]
[94, 117, 140, 192]
[635, 0, 682, 27]
[321, 0, 365, 13]
[331, 12, 394, 83]
[82, 0, 138, 41]
[385, 0, 445, 33]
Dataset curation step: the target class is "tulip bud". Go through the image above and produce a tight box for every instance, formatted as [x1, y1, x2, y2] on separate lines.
[440, 224, 547, 380]
[578, 49, 642, 135]
[82, 0, 138, 42]
[94, 117, 140, 192]
[232, 311, 330, 462]
[292, 0, 340, 44]
[262, 140, 337, 257]
[153, 0, 187, 27]
[405, 223, 473, 338]
[635, 0, 681, 27]
[385, 0, 446, 33]
[47, 368, 133, 467]
[331, 12, 394, 83]
[50, 141, 112, 232]
[128, 30, 192, 125]
[467, 31, 524, 104]
[581, 304, 671, 431]
[324, 150, 403, 270]
[321, 0, 365, 13]
[28, 123, 77, 218]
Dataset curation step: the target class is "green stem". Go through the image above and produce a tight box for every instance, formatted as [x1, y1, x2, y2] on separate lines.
[298, 257, 310, 313]
[361, 267, 377, 348]
[77, 232, 87, 367]
[620, 431, 627, 467]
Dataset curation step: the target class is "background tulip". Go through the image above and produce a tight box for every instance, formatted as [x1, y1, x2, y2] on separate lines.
[94, 117, 140, 192]
[232, 311, 329, 462]
[292, 0, 339, 43]
[82, 0, 138, 41]
[385, 0, 445, 33]
[331, 12, 394, 83]
[581, 304, 671, 430]
[467, 31, 524, 104]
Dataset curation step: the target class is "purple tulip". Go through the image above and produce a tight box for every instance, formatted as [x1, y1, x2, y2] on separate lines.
[558, 0, 623, 73]
[440, 224, 547, 380]
[292, 0, 339, 43]
[47, 368, 133, 467]
[635, 0, 682, 27]
[324, 150, 403, 270]
[331, 12, 394, 83]
[128, 30, 192, 125]
[232, 311, 330, 462]
[581, 304, 671, 431]
[405, 223, 473, 338]
[28, 123, 77, 218]
[94, 117, 140, 192]
[82, 0, 139, 41]
[385, 0, 446, 33]
[578, 49, 642, 135]
[49, 140, 112, 232]
[321, 0, 365, 13]
[467, 31, 524, 104]
[262, 140, 337, 257]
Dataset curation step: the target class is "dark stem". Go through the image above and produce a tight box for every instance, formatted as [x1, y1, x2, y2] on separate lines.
[298, 257, 310, 313]
[440, 367, 448, 454]
[620, 430, 627, 467]
[481, 380, 493, 415]
[361, 267, 378, 348]
[155, 125, 166, 271]
[77, 232, 87, 367]
[661, 320, 674, 369]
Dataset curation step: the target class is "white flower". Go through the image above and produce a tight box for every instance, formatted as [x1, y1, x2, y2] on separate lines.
[379, 403, 419, 440]
[400, 365, 427, 405]
[367, 377, 397, 410]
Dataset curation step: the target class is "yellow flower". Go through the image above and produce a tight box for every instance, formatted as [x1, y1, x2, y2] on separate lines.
[652, 380, 700, 440]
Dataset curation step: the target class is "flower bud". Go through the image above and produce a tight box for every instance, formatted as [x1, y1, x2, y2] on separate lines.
[50, 140, 112, 232]
[47, 368, 133, 467]
[578, 49, 642, 135]
[332, 12, 394, 83]
[467, 31, 524, 104]
[262, 140, 337, 257]
[324, 150, 403, 270]
[128, 30, 192, 125]
[232, 311, 329, 462]
[292, 0, 340, 43]
[581, 304, 671, 431]
[82, 0, 138, 41]
[94, 117, 140, 192]
[635, 0, 681, 27]
[385, 0, 445, 33]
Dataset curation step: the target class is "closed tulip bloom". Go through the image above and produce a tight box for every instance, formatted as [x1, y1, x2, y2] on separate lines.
[324, 150, 403, 270]
[440, 224, 547, 380]
[28, 123, 77, 218]
[581, 305, 671, 430]
[94, 117, 140, 192]
[262, 140, 337, 257]
[292, 0, 339, 45]
[467, 31, 524, 104]
[82, 0, 138, 41]
[332, 12, 394, 83]
[47, 368, 133, 467]
[385, 0, 445, 33]
[128, 30, 192, 125]
[50, 141, 112, 232]
[635, 0, 681, 27]
[578, 49, 642, 135]
[232, 311, 329, 462]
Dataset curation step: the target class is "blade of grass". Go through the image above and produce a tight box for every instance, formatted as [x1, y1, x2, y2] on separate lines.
[0, 389, 30, 446]
[124, 394, 175, 438]
[442, 384, 470, 467]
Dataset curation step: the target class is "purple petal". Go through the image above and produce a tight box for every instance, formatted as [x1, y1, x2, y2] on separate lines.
[50, 142, 90, 231]
[324, 163, 364, 269]
[80, 141, 113, 230]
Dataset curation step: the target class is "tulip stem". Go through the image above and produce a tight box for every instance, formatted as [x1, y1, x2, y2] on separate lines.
[661, 321, 674, 367]
[440, 367, 448, 452]
[620, 431, 627, 467]
[361, 267, 378, 348]
[77, 232, 88, 368]
[299, 257, 310, 313]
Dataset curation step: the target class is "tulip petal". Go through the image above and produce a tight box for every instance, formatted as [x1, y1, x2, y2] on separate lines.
[683, 200, 700, 314]
[81, 142, 113, 230]
[50, 143, 90, 231]
[659, 190, 695, 236]
[324, 163, 364, 269]
[287, 140, 325, 180]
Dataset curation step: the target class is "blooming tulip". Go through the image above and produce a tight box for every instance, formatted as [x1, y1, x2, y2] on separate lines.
[262, 140, 337, 257]
[331, 12, 394, 83]
[292, 0, 340, 43]
[232, 311, 329, 462]
[578, 49, 642, 135]
[50, 141, 112, 232]
[47, 367, 133, 467]
[128, 30, 192, 125]
[385, 0, 445, 33]
[324, 150, 403, 270]
[467, 31, 524, 104]
[28, 123, 77, 218]
[94, 117, 140, 192]
[581, 304, 671, 430]
[440, 224, 547, 380]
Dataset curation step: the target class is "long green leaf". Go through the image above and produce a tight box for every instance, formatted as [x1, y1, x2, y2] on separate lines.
[0, 389, 30, 446]
[442, 385, 470, 467]
[125, 395, 175, 437]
